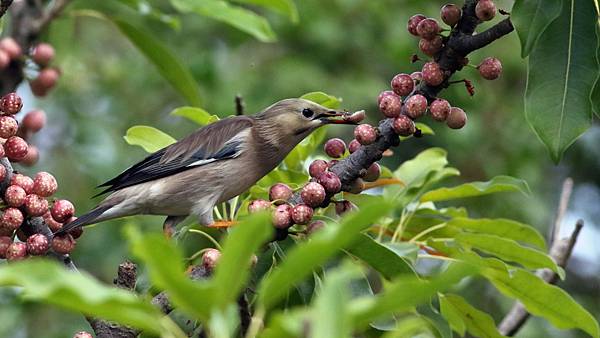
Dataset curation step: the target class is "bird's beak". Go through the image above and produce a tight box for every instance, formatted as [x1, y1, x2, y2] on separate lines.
[316, 110, 357, 125]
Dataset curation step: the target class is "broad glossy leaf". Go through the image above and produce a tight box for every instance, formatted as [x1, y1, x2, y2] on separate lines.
[345, 234, 416, 279]
[394, 148, 448, 188]
[439, 294, 507, 338]
[0, 260, 163, 335]
[171, 106, 219, 126]
[123, 125, 176, 153]
[525, 0, 599, 162]
[171, 0, 276, 42]
[592, 24, 600, 118]
[231, 0, 298, 22]
[447, 218, 546, 250]
[420, 176, 530, 202]
[485, 267, 600, 338]
[511, 0, 562, 57]
[300, 91, 342, 109]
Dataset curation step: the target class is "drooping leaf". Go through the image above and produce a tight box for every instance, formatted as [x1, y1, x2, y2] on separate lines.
[171, 106, 220, 126]
[300, 91, 342, 109]
[123, 125, 176, 153]
[345, 234, 416, 280]
[231, 0, 298, 22]
[170, 0, 277, 42]
[0, 260, 164, 335]
[525, 0, 599, 162]
[511, 0, 562, 57]
[439, 293, 507, 338]
[447, 217, 546, 250]
[591, 23, 600, 118]
[420, 176, 530, 202]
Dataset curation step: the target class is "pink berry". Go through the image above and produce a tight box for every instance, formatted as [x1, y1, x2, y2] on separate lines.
[272, 204, 293, 229]
[25, 194, 49, 217]
[419, 36, 443, 57]
[0, 38, 22, 59]
[43, 211, 63, 232]
[405, 94, 428, 119]
[51, 199, 74, 222]
[6, 242, 27, 261]
[348, 139, 361, 153]
[4, 185, 26, 207]
[51, 234, 75, 254]
[391, 73, 414, 96]
[0, 92, 23, 115]
[27, 233, 49, 255]
[10, 173, 34, 194]
[335, 200, 357, 216]
[201, 248, 221, 271]
[317, 171, 342, 194]
[392, 115, 416, 136]
[1, 207, 23, 230]
[410, 71, 423, 82]
[306, 220, 325, 234]
[441, 4, 462, 26]
[407, 14, 426, 36]
[248, 199, 271, 214]
[291, 204, 313, 225]
[73, 332, 93, 338]
[300, 182, 326, 208]
[422, 62, 444, 86]
[33, 171, 58, 197]
[478, 57, 502, 80]
[354, 124, 377, 145]
[343, 110, 366, 123]
[309, 159, 329, 178]
[476, 0, 496, 21]
[269, 183, 293, 204]
[0, 116, 17, 138]
[20, 145, 39, 167]
[324, 138, 346, 158]
[363, 163, 381, 182]
[379, 93, 402, 118]
[30, 68, 59, 96]
[0, 50, 9, 69]
[447, 107, 467, 129]
[4, 136, 28, 161]
[0, 165, 5, 182]
[430, 99, 451, 121]
[416, 18, 440, 40]
[22, 110, 46, 132]
[377, 90, 395, 105]
[31, 43, 55, 67]
[0, 236, 12, 258]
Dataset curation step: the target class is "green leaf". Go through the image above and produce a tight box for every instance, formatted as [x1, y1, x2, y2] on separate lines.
[455, 233, 560, 274]
[591, 23, 600, 118]
[231, 0, 298, 23]
[170, 106, 220, 126]
[485, 267, 600, 338]
[381, 316, 439, 338]
[439, 294, 507, 338]
[393, 148, 451, 192]
[447, 218, 546, 250]
[257, 198, 392, 310]
[123, 125, 176, 153]
[345, 234, 416, 280]
[511, 0, 562, 57]
[420, 176, 530, 202]
[300, 91, 342, 109]
[0, 260, 164, 335]
[171, 0, 277, 42]
[525, 0, 599, 162]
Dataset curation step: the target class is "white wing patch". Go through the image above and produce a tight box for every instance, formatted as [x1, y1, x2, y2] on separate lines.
[185, 128, 249, 168]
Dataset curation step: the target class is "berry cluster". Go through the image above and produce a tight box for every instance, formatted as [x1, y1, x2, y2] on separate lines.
[0, 37, 60, 97]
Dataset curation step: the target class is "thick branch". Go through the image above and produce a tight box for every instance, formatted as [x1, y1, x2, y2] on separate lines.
[458, 18, 514, 54]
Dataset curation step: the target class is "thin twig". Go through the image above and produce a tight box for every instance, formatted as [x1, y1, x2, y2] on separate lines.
[550, 178, 573, 243]
[235, 95, 245, 115]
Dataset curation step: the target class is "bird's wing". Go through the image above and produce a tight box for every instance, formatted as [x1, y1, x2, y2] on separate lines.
[96, 116, 254, 196]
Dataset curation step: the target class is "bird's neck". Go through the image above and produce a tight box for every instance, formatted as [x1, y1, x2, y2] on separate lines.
[251, 121, 307, 164]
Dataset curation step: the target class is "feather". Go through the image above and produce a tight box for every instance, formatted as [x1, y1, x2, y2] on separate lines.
[54, 205, 112, 235]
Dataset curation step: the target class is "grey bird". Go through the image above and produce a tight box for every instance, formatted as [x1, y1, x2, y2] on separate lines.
[56, 98, 355, 236]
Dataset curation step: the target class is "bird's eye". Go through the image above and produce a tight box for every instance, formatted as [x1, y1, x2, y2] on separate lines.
[302, 108, 314, 118]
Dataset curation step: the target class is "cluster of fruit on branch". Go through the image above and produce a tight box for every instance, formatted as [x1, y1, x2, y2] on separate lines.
[0, 92, 79, 261]
[0, 37, 60, 97]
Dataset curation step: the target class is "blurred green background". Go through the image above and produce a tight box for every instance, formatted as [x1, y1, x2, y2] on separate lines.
[1, 0, 598, 337]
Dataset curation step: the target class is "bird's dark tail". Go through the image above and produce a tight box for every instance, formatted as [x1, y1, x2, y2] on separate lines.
[54, 205, 112, 236]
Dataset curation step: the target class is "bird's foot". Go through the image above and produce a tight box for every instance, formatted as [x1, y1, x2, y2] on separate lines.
[208, 220, 238, 228]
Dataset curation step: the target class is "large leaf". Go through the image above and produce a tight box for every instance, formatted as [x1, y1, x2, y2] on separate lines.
[123, 125, 176, 153]
[231, 0, 298, 22]
[0, 260, 164, 335]
[447, 217, 546, 250]
[525, 0, 599, 162]
[345, 234, 416, 279]
[171, 0, 276, 42]
[511, 0, 562, 57]
[592, 23, 600, 118]
[420, 176, 530, 202]
[439, 294, 507, 338]
[171, 106, 220, 126]
[300, 91, 342, 109]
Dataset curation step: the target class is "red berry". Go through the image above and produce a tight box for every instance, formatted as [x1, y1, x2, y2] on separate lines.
[429, 99, 451, 121]
[0, 92, 23, 115]
[422, 62, 444, 86]
[306, 220, 325, 234]
[324, 138, 346, 158]
[378, 93, 402, 118]
[478, 57, 502, 80]
[410, 71, 423, 82]
[391, 73, 414, 96]
[309, 159, 328, 178]
[419, 36, 443, 57]
[300, 182, 326, 208]
[11, 173, 34, 194]
[291, 204, 313, 225]
[73, 332, 93, 338]
[248, 199, 271, 214]
[33, 171, 58, 197]
[0, 116, 17, 138]
[392, 115, 416, 136]
[0, 236, 12, 258]
[0, 50, 9, 69]
[405, 94, 428, 119]
[447, 107, 467, 129]
[416, 18, 440, 40]
[22, 110, 46, 132]
[1, 208, 23, 230]
[27, 233, 49, 255]
[348, 139, 361, 153]
[317, 171, 342, 194]
[377, 90, 396, 105]
[6, 242, 27, 261]
[4, 136, 28, 161]
[25, 194, 49, 217]
[0, 38, 22, 59]
[407, 14, 426, 36]
[20, 145, 39, 167]
[363, 163, 381, 182]
[354, 124, 377, 145]
[51, 199, 74, 222]
[51, 234, 75, 254]
[441, 4, 462, 26]
[43, 211, 63, 232]
[268, 183, 293, 205]
[31, 43, 55, 67]
[335, 200, 357, 216]
[201, 248, 221, 271]
[476, 0, 496, 21]
[4, 185, 26, 207]
[272, 204, 293, 229]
